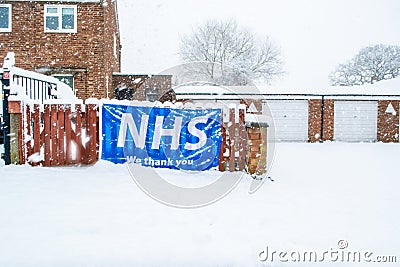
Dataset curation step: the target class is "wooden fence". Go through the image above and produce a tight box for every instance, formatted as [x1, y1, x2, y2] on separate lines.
[8, 100, 98, 166]
[218, 105, 248, 172]
[7, 100, 267, 174]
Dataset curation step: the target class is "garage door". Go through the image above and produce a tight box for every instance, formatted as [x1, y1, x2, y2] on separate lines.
[262, 100, 309, 142]
[334, 101, 378, 142]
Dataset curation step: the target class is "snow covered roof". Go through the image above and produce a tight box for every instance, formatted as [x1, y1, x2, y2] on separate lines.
[174, 78, 400, 100]
[7, 0, 101, 2]
[257, 77, 400, 95]
[113, 73, 172, 76]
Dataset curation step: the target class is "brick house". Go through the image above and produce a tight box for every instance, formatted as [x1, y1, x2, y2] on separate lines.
[0, 0, 121, 99]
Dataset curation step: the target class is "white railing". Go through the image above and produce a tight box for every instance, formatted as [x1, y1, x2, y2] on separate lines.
[1, 52, 76, 104]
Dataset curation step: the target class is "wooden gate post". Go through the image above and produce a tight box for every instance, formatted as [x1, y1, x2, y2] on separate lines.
[43, 104, 51, 167]
[218, 122, 227, 172]
[8, 100, 23, 164]
[228, 106, 236, 172]
[85, 103, 98, 165]
[30, 104, 41, 166]
[58, 105, 66, 165]
[75, 104, 83, 164]
[238, 105, 247, 171]
[65, 104, 73, 165]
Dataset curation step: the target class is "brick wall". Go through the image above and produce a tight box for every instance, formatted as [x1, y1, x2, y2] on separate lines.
[378, 100, 399, 143]
[308, 99, 334, 142]
[103, 0, 121, 98]
[308, 99, 322, 142]
[322, 99, 335, 141]
[0, 0, 120, 100]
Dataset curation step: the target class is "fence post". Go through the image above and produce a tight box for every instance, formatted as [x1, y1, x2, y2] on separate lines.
[50, 104, 58, 166]
[58, 105, 66, 165]
[8, 100, 23, 164]
[238, 105, 247, 171]
[31, 104, 41, 166]
[85, 103, 97, 165]
[25, 104, 31, 162]
[228, 106, 236, 172]
[43, 104, 51, 167]
[75, 104, 82, 164]
[218, 120, 226, 171]
[65, 105, 72, 165]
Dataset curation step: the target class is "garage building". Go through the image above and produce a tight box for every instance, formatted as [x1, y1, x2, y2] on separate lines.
[174, 78, 400, 143]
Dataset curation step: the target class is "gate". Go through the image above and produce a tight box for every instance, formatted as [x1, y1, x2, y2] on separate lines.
[8, 100, 98, 166]
[219, 104, 247, 172]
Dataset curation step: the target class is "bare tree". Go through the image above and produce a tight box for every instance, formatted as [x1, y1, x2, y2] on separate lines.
[330, 44, 400, 86]
[179, 19, 283, 85]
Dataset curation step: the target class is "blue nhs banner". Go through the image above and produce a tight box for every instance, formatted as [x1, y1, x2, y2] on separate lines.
[101, 103, 222, 171]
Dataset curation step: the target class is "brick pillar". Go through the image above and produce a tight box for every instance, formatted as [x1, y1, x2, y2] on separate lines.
[308, 99, 322, 142]
[246, 122, 268, 176]
[377, 100, 400, 143]
[308, 99, 334, 142]
[323, 99, 335, 141]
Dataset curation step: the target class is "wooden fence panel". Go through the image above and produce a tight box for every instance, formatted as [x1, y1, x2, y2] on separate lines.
[25, 105, 31, 162]
[10, 101, 98, 167]
[228, 107, 236, 172]
[32, 104, 41, 166]
[13, 100, 255, 172]
[50, 104, 58, 166]
[17, 106, 24, 165]
[218, 105, 248, 172]
[85, 104, 97, 165]
[65, 105, 72, 165]
[58, 105, 65, 165]
[238, 107, 246, 171]
[75, 104, 82, 165]
[43, 104, 51, 167]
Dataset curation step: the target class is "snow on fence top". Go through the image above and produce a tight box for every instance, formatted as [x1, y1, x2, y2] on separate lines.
[91, 98, 246, 123]
[10, 97, 244, 121]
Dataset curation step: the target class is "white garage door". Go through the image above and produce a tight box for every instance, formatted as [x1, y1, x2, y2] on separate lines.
[334, 101, 378, 142]
[263, 100, 309, 142]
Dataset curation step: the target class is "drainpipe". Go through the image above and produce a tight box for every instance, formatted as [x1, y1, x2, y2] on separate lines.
[320, 95, 325, 143]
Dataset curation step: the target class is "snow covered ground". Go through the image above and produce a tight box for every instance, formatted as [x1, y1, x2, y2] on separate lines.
[0, 143, 399, 266]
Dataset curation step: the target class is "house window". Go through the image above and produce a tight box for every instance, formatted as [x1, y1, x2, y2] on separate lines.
[0, 4, 12, 32]
[44, 5, 77, 33]
[145, 87, 158, 102]
[53, 74, 74, 91]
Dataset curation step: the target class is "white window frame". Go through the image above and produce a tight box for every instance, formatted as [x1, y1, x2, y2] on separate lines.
[44, 5, 77, 33]
[0, 4, 12, 33]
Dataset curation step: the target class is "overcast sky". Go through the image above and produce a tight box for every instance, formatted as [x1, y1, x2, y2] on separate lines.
[117, 0, 400, 88]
